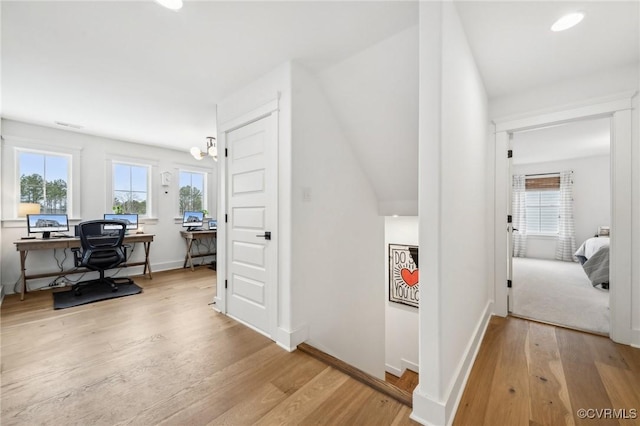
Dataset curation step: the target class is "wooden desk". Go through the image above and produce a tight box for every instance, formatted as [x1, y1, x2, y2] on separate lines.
[180, 230, 216, 271]
[14, 233, 154, 301]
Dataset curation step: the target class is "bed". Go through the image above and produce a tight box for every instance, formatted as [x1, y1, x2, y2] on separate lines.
[575, 236, 609, 289]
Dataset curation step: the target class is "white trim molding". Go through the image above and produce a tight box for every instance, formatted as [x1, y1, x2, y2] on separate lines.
[411, 301, 493, 426]
[492, 93, 636, 346]
[275, 325, 309, 352]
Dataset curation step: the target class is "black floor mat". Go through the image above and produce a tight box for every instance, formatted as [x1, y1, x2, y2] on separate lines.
[52, 281, 142, 309]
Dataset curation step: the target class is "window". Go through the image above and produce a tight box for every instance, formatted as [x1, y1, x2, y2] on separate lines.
[525, 175, 560, 234]
[113, 163, 149, 215]
[18, 150, 70, 215]
[178, 170, 206, 214]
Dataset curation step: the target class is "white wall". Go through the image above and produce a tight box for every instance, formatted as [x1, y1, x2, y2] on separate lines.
[413, 3, 492, 425]
[1, 119, 217, 294]
[513, 155, 611, 260]
[291, 62, 385, 378]
[318, 26, 419, 216]
[384, 216, 419, 376]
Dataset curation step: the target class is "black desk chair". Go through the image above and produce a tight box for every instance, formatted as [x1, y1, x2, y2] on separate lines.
[71, 220, 134, 296]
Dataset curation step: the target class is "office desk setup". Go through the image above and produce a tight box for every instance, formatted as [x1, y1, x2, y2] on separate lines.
[13, 233, 154, 301]
[180, 230, 217, 271]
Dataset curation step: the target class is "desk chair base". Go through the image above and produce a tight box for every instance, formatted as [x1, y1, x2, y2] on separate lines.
[72, 273, 135, 296]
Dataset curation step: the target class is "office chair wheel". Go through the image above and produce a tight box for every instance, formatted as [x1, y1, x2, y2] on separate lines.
[74, 287, 82, 296]
[111, 283, 118, 292]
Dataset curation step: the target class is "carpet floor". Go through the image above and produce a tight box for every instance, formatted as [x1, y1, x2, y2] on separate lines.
[512, 257, 609, 335]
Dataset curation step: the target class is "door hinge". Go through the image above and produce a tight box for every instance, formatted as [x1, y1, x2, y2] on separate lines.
[225, 148, 228, 157]
[507, 215, 512, 223]
[225, 279, 228, 289]
[507, 150, 513, 158]
[507, 279, 512, 288]
[225, 214, 228, 223]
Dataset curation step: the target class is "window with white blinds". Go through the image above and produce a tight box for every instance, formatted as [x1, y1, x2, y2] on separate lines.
[525, 175, 560, 234]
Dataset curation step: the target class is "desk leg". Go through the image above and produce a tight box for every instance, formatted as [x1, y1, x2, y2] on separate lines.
[183, 237, 195, 271]
[143, 242, 153, 279]
[19, 250, 28, 301]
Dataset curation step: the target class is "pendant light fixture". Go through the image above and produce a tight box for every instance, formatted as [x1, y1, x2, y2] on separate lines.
[190, 137, 218, 162]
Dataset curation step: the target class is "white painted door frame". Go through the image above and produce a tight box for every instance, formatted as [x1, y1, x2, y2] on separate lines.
[214, 99, 279, 341]
[493, 92, 635, 345]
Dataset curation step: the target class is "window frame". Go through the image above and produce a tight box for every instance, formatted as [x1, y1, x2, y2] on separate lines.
[1, 137, 81, 226]
[172, 163, 215, 222]
[177, 169, 208, 216]
[106, 156, 157, 220]
[17, 148, 72, 215]
[524, 188, 560, 235]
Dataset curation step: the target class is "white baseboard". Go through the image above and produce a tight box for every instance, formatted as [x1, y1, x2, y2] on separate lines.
[212, 296, 224, 313]
[385, 364, 402, 377]
[411, 393, 446, 426]
[632, 328, 640, 348]
[402, 358, 419, 374]
[412, 300, 493, 426]
[386, 359, 420, 377]
[276, 325, 309, 352]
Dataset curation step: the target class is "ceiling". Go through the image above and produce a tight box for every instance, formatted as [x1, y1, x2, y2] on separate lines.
[1, 1, 418, 150]
[455, 1, 639, 99]
[3, 1, 637, 152]
[1, 1, 637, 213]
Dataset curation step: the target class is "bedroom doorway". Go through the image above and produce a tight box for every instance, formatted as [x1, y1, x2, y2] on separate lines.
[494, 94, 635, 345]
[508, 117, 611, 335]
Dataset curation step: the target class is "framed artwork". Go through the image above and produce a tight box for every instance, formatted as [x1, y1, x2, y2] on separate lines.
[389, 244, 419, 308]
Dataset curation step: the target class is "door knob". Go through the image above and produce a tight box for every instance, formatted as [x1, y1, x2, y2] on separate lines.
[256, 231, 271, 240]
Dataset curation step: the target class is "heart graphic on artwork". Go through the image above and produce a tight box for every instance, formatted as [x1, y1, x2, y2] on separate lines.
[401, 268, 419, 287]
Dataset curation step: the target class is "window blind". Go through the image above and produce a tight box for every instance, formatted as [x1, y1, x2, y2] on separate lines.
[525, 173, 560, 233]
[525, 175, 560, 191]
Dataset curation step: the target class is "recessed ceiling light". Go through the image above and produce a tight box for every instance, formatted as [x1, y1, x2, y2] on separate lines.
[551, 12, 584, 32]
[155, 0, 183, 11]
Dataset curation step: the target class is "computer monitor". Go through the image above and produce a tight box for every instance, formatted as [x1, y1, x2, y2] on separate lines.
[208, 220, 217, 230]
[182, 211, 204, 231]
[27, 214, 69, 239]
[104, 213, 138, 230]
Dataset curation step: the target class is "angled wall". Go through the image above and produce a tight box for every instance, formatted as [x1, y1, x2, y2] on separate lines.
[318, 26, 419, 216]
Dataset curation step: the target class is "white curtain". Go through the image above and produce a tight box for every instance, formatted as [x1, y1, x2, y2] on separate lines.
[512, 174, 527, 257]
[556, 170, 576, 262]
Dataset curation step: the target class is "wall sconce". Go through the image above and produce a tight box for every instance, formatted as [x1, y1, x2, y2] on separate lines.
[190, 137, 218, 162]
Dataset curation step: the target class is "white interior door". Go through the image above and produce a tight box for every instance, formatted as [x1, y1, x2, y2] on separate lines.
[226, 114, 277, 337]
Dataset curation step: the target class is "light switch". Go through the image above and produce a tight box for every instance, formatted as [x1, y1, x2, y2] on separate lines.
[302, 187, 311, 202]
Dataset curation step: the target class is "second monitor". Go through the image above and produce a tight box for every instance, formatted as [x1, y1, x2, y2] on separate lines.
[104, 213, 139, 231]
[183, 211, 204, 231]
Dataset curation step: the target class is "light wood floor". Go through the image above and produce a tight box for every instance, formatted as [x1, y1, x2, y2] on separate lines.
[386, 370, 419, 395]
[1, 268, 417, 426]
[454, 316, 640, 426]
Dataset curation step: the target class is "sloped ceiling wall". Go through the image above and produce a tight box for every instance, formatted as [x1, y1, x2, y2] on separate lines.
[317, 26, 419, 216]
